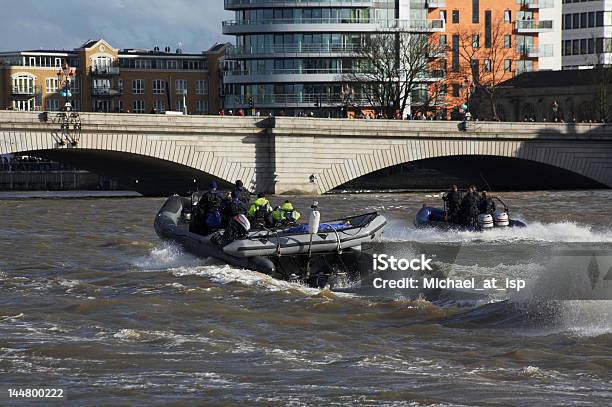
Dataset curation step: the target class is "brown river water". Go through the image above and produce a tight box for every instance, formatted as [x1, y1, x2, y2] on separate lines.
[0, 191, 610, 406]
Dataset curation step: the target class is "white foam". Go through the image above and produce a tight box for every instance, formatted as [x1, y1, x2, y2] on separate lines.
[133, 242, 203, 271]
[384, 218, 612, 244]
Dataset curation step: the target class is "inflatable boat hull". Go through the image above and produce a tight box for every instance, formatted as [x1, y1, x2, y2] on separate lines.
[414, 206, 526, 231]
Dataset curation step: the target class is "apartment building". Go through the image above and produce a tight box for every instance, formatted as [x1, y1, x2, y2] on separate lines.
[431, 0, 556, 118]
[0, 39, 227, 114]
[562, 0, 612, 69]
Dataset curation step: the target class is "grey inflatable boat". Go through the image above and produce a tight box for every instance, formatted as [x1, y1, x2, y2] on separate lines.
[154, 195, 387, 286]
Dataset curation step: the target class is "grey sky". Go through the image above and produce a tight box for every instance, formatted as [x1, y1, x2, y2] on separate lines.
[0, 1, 232, 53]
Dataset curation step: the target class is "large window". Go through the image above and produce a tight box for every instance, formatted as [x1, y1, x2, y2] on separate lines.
[196, 80, 208, 95]
[45, 77, 58, 93]
[132, 79, 144, 94]
[133, 100, 145, 113]
[175, 79, 187, 95]
[452, 10, 459, 24]
[153, 100, 165, 113]
[45, 98, 59, 111]
[196, 100, 208, 114]
[12, 74, 36, 94]
[472, 0, 479, 24]
[153, 79, 166, 94]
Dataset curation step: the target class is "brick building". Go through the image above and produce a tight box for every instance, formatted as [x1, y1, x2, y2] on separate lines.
[0, 39, 228, 114]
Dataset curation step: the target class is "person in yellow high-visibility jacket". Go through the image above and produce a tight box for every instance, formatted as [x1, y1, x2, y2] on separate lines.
[272, 200, 301, 227]
[247, 193, 273, 228]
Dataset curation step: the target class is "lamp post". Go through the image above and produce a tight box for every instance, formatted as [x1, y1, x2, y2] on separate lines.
[56, 62, 74, 111]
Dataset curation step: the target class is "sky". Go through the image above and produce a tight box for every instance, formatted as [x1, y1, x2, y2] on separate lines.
[0, 0, 232, 53]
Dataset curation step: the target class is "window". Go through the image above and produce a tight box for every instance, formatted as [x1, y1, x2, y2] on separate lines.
[485, 10, 492, 48]
[504, 35, 512, 49]
[452, 34, 459, 72]
[471, 59, 480, 78]
[152, 79, 166, 94]
[175, 79, 187, 95]
[504, 59, 512, 72]
[452, 10, 459, 24]
[580, 38, 588, 54]
[452, 84, 461, 97]
[72, 99, 81, 111]
[196, 100, 208, 114]
[596, 11, 604, 27]
[472, 0, 479, 24]
[72, 77, 80, 93]
[504, 10, 511, 24]
[45, 78, 58, 93]
[588, 38, 595, 54]
[572, 39, 579, 55]
[563, 14, 571, 30]
[196, 80, 208, 95]
[472, 34, 480, 49]
[563, 40, 572, 56]
[132, 79, 144, 94]
[133, 100, 145, 113]
[440, 34, 447, 46]
[153, 100, 165, 113]
[580, 12, 587, 29]
[588, 12, 595, 28]
[45, 98, 59, 111]
[176, 99, 186, 112]
[573, 13, 580, 29]
[12, 74, 35, 94]
[484, 59, 492, 72]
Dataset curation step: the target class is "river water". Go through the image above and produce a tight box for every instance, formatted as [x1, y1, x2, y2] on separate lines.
[0, 191, 610, 406]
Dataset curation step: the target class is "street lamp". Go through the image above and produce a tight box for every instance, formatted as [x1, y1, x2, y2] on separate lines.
[56, 62, 74, 111]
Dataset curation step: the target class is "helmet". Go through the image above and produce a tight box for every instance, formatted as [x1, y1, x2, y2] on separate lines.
[234, 214, 250, 232]
[281, 201, 294, 211]
[235, 180, 243, 188]
[231, 190, 240, 200]
[208, 181, 218, 190]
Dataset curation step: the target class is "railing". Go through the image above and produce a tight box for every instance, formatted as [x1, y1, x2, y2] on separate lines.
[225, 93, 372, 106]
[226, 68, 445, 80]
[90, 66, 120, 75]
[227, 43, 364, 56]
[91, 86, 122, 96]
[223, 18, 445, 31]
[225, 0, 374, 7]
[426, 0, 447, 8]
[12, 86, 36, 96]
[517, 44, 554, 58]
[516, 0, 555, 9]
[515, 20, 553, 31]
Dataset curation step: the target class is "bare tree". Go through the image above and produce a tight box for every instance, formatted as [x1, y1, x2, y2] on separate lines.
[455, 18, 514, 120]
[344, 32, 445, 119]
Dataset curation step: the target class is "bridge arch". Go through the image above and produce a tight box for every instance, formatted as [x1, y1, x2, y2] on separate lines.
[317, 138, 611, 193]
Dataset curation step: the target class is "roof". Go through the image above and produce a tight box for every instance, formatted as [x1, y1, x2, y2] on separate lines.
[500, 69, 610, 89]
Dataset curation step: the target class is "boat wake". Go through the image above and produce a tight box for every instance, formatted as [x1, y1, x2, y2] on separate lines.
[384, 218, 612, 243]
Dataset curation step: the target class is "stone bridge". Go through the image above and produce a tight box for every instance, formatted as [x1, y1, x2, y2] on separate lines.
[0, 110, 610, 195]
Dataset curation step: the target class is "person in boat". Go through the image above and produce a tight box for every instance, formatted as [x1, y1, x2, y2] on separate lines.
[232, 180, 251, 207]
[216, 214, 251, 246]
[478, 191, 496, 215]
[197, 181, 223, 234]
[460, 185, 480, 227]
[272, 200, 301, 227]
[442, 184, 463, 224]
[247, 192, 274, 229]
[220, 190, 247, 227]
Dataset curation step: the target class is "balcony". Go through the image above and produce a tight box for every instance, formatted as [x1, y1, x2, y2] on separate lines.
[427, 1, 447, 8]
[516, 0, 554, 9]
[225, 93, 371, 108]
[222, 18, 445, 34]
[224, 0, 375, 10]
[515, 19, 553, 33]
[91, 86, 122, 97]
[90, 66, 120, 76]
[12, 86, 37, 96]
[517, 44, 554, 58]
[227, 43, 364, 58]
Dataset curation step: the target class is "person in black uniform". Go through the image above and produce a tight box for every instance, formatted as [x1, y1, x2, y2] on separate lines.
[460, 185, 480, 227]
[220, 190, 247, 227]
[478, 191, 496, 215]
[232, 180, 251, 207]
[442, 184, 463, 224]
[197, 181, 223, 234]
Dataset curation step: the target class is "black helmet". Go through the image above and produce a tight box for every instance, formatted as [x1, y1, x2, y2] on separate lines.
[235, 180, 243, 188]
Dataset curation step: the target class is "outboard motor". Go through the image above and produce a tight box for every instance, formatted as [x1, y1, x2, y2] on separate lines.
[234, 214, 251, 234]
[493, 211, 509, 227]
[478, 214, 494, 229]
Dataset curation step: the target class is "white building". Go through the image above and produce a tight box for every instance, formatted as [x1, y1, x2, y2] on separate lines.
[539, 0, 563, 70]
[562, 0, 612, 69]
